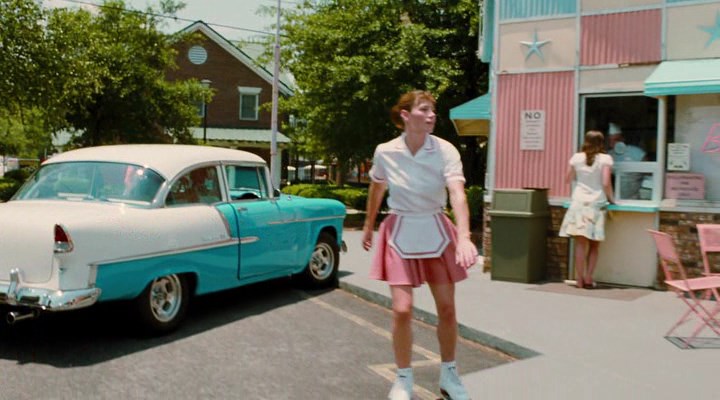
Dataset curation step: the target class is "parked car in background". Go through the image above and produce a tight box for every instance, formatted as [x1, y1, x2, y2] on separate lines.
[0, 145, 346, 334]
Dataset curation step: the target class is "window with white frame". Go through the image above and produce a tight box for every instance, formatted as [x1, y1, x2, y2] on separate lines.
[580, 94, 674, 202]
[238, 86, 261, 120]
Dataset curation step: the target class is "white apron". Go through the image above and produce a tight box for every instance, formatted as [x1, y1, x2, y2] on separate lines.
[387, 211, 451, 259]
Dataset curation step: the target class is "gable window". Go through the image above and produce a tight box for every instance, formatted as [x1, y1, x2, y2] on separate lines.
[238, 86, 261, 120]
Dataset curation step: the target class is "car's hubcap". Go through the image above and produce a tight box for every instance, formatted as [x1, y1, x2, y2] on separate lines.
[149, 275, 182, 322]
[310, 242, 335, 281]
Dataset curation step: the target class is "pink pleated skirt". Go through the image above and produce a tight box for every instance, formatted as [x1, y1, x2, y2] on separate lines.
[369, 213, 469, 287]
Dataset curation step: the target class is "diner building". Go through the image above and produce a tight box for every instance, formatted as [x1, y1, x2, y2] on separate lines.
[477, 0, 720, 287]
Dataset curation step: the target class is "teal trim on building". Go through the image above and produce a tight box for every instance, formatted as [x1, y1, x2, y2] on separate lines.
[480, 0, 495, 63]
[644, 59, 720, 96]
[499, 0, 576, 21]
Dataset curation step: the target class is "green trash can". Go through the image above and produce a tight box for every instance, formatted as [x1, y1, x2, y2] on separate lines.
[489, 188, 549, 283]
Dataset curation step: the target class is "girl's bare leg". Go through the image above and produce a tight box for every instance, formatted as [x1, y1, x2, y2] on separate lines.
[574, 237, 589, 288]
[427, 282, 457, 361]
[390, 285, 414, 368]
[585, 240, 600, 286]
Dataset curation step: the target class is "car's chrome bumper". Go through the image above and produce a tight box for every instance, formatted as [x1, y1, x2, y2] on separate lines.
[0, 268, 101, 311]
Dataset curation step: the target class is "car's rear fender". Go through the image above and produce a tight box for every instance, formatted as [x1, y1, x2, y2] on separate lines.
[95, 242, 240, 301]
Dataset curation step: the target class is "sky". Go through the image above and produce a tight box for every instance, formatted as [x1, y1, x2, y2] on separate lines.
[46, 0, 290, 41]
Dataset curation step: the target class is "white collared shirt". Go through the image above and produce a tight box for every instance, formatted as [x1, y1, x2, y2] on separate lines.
[369, 133, 465, 213]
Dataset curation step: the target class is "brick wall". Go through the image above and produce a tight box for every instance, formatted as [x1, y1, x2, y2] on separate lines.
[658, 211, 720, 281]
[167, 35, 279, 129]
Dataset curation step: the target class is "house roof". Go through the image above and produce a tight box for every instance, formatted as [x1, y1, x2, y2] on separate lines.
[190, 127, 291, 144]
[179, 21, 295, 96]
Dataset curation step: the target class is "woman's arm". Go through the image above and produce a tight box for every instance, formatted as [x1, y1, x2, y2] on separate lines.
[362, 180, 387, 251]
[565, 165, 575, 185]
[447, 180, 478, 268]
[602, 165, 615, 203]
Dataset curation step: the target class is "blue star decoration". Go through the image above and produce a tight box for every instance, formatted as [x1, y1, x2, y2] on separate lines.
[520, 29, 551, 61]
[699, 11, 720, 48]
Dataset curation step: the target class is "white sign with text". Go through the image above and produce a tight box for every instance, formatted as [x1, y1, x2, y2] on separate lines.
[667, 143, 690, 171]
[520, 110, 545, 150]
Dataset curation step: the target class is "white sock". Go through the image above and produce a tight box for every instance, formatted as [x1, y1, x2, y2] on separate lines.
[441, 360, 457, 370]
[396, 367, 413, 380]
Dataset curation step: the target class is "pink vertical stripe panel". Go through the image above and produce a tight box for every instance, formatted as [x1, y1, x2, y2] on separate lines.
[581, 10, 661, 66]
[495, 72, 575, 197]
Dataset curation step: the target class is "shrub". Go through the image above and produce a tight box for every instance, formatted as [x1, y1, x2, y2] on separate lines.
[284, 183, 366, 209]
[333, 188, 367, 210]
[0, 179, 21, 201]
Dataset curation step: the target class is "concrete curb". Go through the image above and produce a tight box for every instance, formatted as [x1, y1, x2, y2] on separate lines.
[339, 281, 540, 360]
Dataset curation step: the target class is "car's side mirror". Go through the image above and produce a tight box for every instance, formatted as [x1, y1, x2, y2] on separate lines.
[273, 188, 281, 197]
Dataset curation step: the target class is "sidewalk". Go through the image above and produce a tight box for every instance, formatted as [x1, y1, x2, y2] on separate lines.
[338, 229, 719, 400]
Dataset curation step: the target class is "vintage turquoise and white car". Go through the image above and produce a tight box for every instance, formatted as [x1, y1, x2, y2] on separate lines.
[0, 145, 346, 333]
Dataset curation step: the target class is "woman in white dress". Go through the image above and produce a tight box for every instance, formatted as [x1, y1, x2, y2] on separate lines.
[559, 130, 616, 289]
[362, 90, 477, 400]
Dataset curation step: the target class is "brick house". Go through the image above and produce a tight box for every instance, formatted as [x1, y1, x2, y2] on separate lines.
[166, 21, 293, 186]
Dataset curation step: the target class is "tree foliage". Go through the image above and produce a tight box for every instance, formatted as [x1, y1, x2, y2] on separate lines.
[280, 0, 487, 184]
[0, 0, 210, 156]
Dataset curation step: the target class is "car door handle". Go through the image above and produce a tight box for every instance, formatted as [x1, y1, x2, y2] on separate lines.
[235, 207, 247, 212]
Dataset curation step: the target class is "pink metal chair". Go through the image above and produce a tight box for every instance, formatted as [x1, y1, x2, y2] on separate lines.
[647, 229, 720, 348]
[697, 224, 720, 276]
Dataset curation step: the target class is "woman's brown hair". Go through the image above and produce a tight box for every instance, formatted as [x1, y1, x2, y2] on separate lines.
[390, 90, 436, 130]
[581, 130, 606, 166]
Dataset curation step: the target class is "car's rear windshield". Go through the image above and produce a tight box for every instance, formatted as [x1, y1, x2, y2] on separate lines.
[13, 162, 165, 206]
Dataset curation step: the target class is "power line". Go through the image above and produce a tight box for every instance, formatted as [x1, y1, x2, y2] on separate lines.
[53, 0, 282, 36]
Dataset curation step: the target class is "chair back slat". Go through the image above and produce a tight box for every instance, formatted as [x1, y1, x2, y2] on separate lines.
[697, 224, 720, 275]
[648, 230, 688, 282]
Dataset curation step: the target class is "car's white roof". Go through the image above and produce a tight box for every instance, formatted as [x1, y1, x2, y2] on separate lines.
[44, 144, 266, 179]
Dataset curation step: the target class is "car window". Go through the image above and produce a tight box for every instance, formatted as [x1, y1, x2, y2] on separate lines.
[225, 165, 267, 200]
[166, 166, 221, 206]
[13, 162, 164, 205]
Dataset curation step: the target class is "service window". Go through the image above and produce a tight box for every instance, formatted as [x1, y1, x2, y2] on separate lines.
[581, 94, 674, 202]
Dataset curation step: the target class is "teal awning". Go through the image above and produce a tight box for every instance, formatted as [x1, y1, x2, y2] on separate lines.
[450, 94, 491, 136]
[644, 59, 720, 96]
[450, 93, 491, 120]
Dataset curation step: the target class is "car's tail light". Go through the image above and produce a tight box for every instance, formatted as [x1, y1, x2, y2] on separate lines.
[54, 224, 74, 253]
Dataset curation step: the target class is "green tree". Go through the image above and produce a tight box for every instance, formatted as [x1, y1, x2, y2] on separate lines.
[0, 0, 61, 158]
[0, 0, 211, 153]
[50, 0, 208, 146]
[279, 0, 487, 185]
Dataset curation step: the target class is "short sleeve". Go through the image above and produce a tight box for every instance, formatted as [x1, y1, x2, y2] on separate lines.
[601, 153, 614, 168]
[368, 146, 387, 183]
[443, 143, 465, 184]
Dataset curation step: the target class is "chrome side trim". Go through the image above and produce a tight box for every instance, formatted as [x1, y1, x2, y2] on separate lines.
[267, 215, 345, 225]
[240, 236, 259, 244]
[91, 238, 240, 266]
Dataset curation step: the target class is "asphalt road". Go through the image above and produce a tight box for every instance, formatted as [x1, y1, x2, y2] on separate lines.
[0, 279, 512, 400]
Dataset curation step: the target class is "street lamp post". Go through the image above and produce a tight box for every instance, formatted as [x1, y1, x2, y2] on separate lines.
[270, 0, 281, 188]
[201, 79, 212, 144]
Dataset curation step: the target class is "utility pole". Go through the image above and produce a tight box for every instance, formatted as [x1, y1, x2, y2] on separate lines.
[270, 0, 281, 188]
[201, 79, 212, 144]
